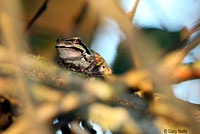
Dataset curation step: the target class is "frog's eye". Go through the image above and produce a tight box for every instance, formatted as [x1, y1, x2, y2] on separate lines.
[71, 38, 81, 44]
[76, 39, 81, 42]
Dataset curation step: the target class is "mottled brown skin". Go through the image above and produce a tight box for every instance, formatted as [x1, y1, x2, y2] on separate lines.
[56, 37, 112, 77]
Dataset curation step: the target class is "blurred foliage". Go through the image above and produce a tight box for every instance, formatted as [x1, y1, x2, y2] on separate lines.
[113, 27, 184, 74]
[112, 41, 134, 74]
[141, 28, 183, 54]
[21, 0, 97, 61]
[27, 28, 56, 58]
[0, 0, 200, 134]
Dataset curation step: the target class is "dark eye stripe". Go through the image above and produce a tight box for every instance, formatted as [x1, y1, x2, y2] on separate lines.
[79, 42, 91, 55]
[67, 39, 91, 55]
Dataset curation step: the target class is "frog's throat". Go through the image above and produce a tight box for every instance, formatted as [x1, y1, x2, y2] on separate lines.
[56, 45, 84, 54]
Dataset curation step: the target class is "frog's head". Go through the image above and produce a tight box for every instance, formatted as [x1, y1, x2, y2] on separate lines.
[56, 36, 74, 47]
[55, 36, 83, 60]
[56, 36, 91, 55]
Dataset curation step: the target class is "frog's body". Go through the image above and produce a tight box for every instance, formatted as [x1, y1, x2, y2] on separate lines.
[55, 37, 112, 77]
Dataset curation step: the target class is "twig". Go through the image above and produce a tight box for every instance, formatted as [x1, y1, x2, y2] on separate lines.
[88, 1, 200, 133]
[74, 0, 89, 26]
[182, 20, 200, 41]
[25, 0, 50, 32]
[171, 60, 200, 83]
[160, 34, 200, 76]
[69, 0, 89, 36]
[127, 0, 141, 68]
[1, 1, 49, 134]
[182, 34, 200, 56]
[127, 0, 140, 20]
[1, 0, 32, 111]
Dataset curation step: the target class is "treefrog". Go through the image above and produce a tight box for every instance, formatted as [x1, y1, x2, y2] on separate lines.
[55, 36, 112, 77]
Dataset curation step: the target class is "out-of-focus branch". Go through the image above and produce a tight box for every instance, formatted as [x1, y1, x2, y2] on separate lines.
[0, 0, 200, 133]
[88, 1, 200, 133]
[1, 0, 50, 134]
[169, 22, 200, 65]
[72, 0, 89, 31]
[127, 0, 139, 21]
[1, 44, 200, 133]
[1, 0, 33, 112]
[171, 60, 200, 83]
[159, 34, 200, 78]
[181, 20, 200, 41]
[182, 35, 200, 57]
[127, 0, 141, 68]
[25, 0, 50, 32]
[119, 59, 200, 91]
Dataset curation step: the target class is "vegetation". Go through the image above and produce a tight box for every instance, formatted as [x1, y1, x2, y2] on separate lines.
[0, 0, 200, 134]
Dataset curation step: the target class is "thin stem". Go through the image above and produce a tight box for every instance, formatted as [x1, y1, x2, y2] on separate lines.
[127, 0, 140, 21]
[25, 0, 50, 32]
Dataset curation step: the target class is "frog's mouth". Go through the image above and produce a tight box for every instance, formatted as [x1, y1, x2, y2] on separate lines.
[56, 44, 84, 53]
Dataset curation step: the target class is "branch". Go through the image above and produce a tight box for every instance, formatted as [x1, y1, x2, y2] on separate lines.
[182, 34, 200, 57]
[1, 0, 34, 112]
[25, 0, 50, 32]
[127, 0, 140, 21]
[125, 0, 141, 68]
[171, 60, 200, 83]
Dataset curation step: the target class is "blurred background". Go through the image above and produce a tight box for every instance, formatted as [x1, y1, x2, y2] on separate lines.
[21, 0, 200, 104]
[1, 0, 200, 134]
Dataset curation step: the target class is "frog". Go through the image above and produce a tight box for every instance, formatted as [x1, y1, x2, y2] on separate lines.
[55, 36, 112, 77]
